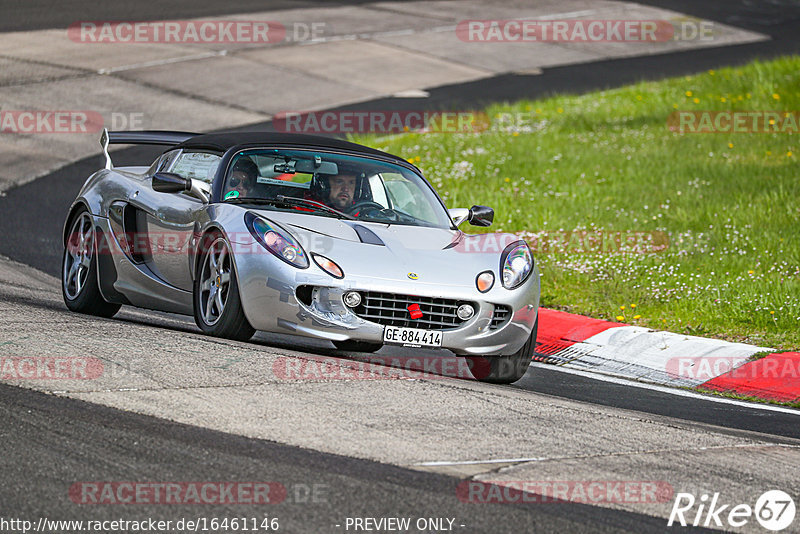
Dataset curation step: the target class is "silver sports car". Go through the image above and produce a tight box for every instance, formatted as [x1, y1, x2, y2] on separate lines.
[62, 130, 540, 383]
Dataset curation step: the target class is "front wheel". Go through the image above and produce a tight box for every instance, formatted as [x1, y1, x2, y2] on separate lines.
[193, 233, 255, 341]
[466, 318, 538, 384]
[62, 209, 121, 317]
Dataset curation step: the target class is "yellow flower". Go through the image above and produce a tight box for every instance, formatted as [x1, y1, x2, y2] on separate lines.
[673, 103, 679, 109]
[708, 70, 715, 75]
[748, 270, 754, 274]
[616, 315, 625, 321]
[788, 151, 794, 157]
[536, 108, 542, 113]
[512, 132, 520, 137]
[728, 143, 733, 148]
[633, 315, 641, 320]
[769, 119, 776, 125]
[685, 90, 693, 97]
[403, 126, 410, 132]
[636, 95, 643, 101]
[693, 98, 700, 104]
[406, 158, 414, 163]
[766, 151, 772, 156]
[662, 319, 667, 323]
[414, 156, 421, 162]
[772, 93, 780, 100]
[557, 107, 564, 113]
[504, 177, 511, 182]
[630, 303, 636, 308]
[525, 104, 532, 111]
[770, 311, 775, 315]
[720, 97, 726, 102]
[620, 305, 626, 310]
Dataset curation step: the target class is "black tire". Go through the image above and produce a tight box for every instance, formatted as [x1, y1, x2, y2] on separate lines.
[467, 318, 538, 384]
[193, 232, 255, 341]
[332, 340, 383, 353]
[62, 208, 121, 318]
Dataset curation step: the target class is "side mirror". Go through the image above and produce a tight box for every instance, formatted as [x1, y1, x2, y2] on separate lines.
[152, 172, 191, 194]
[468, 205, 494, 227]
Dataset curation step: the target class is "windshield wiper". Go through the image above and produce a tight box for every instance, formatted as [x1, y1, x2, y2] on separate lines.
[224, 197, 277, 205]
[274, 195, 355, 220]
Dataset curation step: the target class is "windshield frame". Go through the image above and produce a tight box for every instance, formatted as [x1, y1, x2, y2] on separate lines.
[210, 144, 456, 230]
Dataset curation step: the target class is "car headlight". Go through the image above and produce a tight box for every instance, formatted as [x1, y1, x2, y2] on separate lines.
[500, 241, 533, 289]
[245, 212, 308, 268]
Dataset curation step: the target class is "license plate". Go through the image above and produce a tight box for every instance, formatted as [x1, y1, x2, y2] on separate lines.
[383, 326, 442, 347]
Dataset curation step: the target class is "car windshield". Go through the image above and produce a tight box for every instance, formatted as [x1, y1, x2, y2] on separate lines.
[220, 149, 452, 228]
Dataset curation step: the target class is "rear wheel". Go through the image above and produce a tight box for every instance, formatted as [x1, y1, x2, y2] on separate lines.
[332, 340, 382, 353]
[62, 209, 121, 317]
[467, 318, 538, 384]
[193, 233, 255, 341]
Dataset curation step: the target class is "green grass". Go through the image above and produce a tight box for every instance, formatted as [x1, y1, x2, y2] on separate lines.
[352, 55, 800, 350]
[694, 387, 800, 409]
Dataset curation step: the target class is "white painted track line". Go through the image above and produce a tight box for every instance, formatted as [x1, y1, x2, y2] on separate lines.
[530, 362, 800, 415]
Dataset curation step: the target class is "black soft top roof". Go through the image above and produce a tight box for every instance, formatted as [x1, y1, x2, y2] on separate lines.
[176, 132, 407, 163]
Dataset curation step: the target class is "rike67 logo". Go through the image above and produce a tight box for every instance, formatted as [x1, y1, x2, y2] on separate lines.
[668, 490, 796, 531]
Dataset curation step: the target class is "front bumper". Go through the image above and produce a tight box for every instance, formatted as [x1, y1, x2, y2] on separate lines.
[235, 252, 540, 356]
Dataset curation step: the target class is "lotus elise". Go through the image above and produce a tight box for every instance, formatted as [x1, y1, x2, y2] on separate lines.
[62, 130, 539, 383]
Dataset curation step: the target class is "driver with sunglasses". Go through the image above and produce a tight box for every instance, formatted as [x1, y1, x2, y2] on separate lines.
[224, 158, 259, 200]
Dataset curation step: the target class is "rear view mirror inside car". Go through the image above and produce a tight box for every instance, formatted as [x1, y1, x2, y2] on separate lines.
[275, 159, 338, 175]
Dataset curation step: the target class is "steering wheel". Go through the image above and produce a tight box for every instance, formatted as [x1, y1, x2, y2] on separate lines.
[346, 201, 386, 214]
[346, 201, 398, 221]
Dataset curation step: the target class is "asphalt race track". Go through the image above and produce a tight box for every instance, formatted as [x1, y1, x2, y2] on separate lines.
[1, 383, 695, 533]
[1, 1, 800, 533]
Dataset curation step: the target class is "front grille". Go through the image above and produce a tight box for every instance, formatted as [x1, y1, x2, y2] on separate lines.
[489, 305, 512, 329]
[352, 291, 476, 330]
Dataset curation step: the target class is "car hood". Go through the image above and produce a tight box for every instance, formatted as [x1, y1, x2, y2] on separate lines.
[257, 210, 508, 288]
